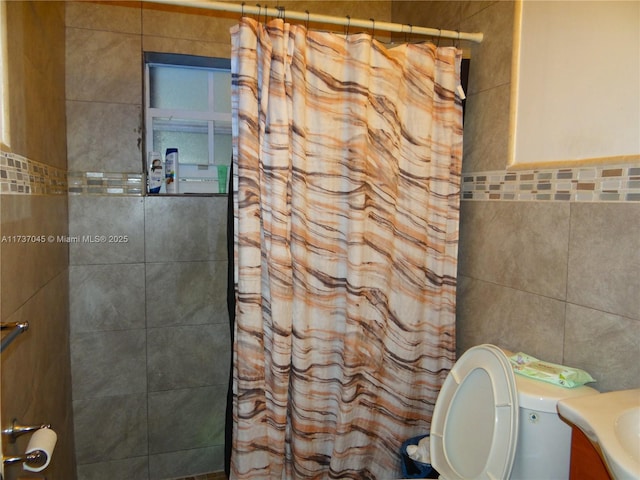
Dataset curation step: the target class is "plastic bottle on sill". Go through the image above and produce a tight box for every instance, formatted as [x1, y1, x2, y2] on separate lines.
[147, 151, 163, 194]
[165, 148, 179, 194]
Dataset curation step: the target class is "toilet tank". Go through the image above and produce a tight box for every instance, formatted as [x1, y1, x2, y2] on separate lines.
[510, 374, 599, 479]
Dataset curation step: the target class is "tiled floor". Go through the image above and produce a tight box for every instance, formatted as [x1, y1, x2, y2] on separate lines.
[174, 472, 227, 480]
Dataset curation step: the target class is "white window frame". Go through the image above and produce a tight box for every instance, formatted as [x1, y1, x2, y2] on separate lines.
[144, 53, 232, 193]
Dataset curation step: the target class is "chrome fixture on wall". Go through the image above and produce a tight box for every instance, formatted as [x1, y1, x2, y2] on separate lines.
[2, 419, 51, 443]
[0, 321, 29, 353]
[3, 450, 49, 469]
[2, 425, 57, 473]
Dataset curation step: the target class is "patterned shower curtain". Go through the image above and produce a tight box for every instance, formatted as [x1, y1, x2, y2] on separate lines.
[230, 17, 463, 479]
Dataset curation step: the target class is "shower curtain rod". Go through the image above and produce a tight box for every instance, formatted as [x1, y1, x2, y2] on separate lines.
[146, 0, 484, 43]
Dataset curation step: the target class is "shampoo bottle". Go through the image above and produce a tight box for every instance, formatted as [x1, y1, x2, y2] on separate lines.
[147, 151, 163, 194]
[165, 148, 179, 194]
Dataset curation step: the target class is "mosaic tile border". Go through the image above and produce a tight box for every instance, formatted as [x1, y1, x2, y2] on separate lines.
[0, 150, 67, 195]
[462, 163, 640, 202]
[4, 150, 639, 202]
[67, 171, 144, 196]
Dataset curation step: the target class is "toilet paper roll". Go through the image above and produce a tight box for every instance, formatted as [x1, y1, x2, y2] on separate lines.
[418, 435, 431, 463]
[23, 427, 57, 472]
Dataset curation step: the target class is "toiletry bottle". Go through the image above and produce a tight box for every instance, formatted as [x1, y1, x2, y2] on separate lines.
[165, 148, 179, 194]
[147, 151, 163, 194]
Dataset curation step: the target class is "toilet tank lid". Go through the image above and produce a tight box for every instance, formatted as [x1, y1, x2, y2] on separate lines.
[515, 374, 599, 412]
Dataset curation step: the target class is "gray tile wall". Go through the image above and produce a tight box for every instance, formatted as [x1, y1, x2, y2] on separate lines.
[392, 1, 640, 393]
[66, 2, 233, 478]
[457, 202, 640, 392]
[1, 2, 76, 480]
[68, 196, 230, 480]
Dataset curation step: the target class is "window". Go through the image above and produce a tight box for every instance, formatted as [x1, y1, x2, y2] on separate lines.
[145, 53, 232, 194]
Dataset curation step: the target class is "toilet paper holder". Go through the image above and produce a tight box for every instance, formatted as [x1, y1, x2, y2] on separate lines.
[2, 419, 50, 443]
[0, 321, 29, 353]
[3, 450, 48, 468]
[2, 425, 57, 471]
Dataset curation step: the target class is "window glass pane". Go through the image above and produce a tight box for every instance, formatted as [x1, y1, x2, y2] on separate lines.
[213, 70, 232, 113]
[214, 136, 232, 165]
[152, 117, 209, 165]
[214, 120, 232, 165]
[150, 65, 209, 111]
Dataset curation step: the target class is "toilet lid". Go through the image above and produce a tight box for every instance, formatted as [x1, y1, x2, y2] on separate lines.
[430, 344, 519, 480]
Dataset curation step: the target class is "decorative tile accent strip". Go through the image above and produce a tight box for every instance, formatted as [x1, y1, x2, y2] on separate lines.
[462, 163, 640, 202]
[5, 149, 639, 203]
[0, 150, 67, 195]
[67, 171, 144, 196]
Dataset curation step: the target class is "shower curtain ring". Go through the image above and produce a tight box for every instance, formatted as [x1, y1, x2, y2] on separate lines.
[257, 4, 265, 23]
[345, 15, 351, 36]
[305, 10, 310, 29]
[404, 24, 412, 43]
[370, 18, 375, 38]
[240, 2, 245, 18]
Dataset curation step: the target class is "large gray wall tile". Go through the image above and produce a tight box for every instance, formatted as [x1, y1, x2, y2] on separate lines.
[6, 1, 67, 166]
[66, 1, 142, 33]
[148, 324, 231, 391]
[145, 196, 227, 262]
[458, 201, 570, 300]
[71, 329, 147, 399]
[1, 271, 71, 421]
[149, 446, 224, 480]
[146, 261, 228, 328]
[69, 196, 145, 265]
[143, 35, 232, 59]
[1, 195, 68, 317]
[67, 101, 142, 173]
[73, 394, 148, 464]
[461, 85, 512, 173]
[66, 28, 141, 103]
[148, 385, 228, 454]
[77, 457, 149, 480]
[70, 263, 145, 333]
[392, 1, 462, 31]
[564, 304, 640, 392]
[461, 1, 514, 96]
[567, 203, 640, 319]
[456, 275, 566, 363]
[142, 6, 235, 43]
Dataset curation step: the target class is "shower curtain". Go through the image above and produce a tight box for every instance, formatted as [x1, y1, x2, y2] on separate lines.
[230, 17, 463, 479]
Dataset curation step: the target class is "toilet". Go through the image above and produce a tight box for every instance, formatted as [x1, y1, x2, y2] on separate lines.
[423, 344, 599, 479]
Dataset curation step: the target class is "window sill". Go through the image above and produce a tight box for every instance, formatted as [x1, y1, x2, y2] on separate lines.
[146, 192, 227, 197]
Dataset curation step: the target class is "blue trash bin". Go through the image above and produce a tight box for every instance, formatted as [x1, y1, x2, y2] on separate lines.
[400, 434, 433, 479]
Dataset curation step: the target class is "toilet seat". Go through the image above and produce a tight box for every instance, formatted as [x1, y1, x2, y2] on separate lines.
[430, 344, 519, 480]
